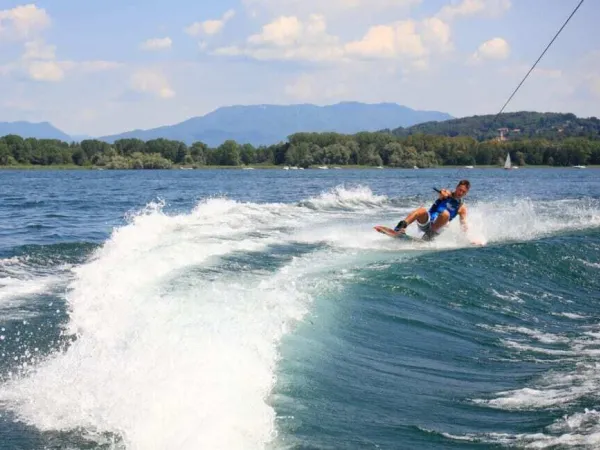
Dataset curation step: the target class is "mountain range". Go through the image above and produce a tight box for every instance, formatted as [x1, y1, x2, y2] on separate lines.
[0, 102, 453, 147]
[0, 121, 72, 142]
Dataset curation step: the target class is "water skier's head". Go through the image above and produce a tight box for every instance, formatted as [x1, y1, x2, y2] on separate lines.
[454, 180, 470, 198]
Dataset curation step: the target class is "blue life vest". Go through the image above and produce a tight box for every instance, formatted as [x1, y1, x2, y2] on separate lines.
[429, 196, 463, 221]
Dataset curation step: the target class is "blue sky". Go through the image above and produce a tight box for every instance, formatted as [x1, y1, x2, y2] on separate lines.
[0, 0, 597, 137]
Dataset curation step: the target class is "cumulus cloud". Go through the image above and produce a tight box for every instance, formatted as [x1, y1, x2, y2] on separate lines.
[185, 9, 235, 36]
[469, 37, 510, 62]
[438, 0, 511, 21]
[215, 14, 343, 62]
[0, 4, 50, 40]
[421, 17, 452, 52]
[215, 14, 452, 64]
[130, 70, 175, 99]
[247, 15, 305, 47]
[0, 39, 121, 82]
[27, 60, 64, 81]
[345, 21, 427, 59]
[0, 7, 120, 83]
[140, 37, 172, 51]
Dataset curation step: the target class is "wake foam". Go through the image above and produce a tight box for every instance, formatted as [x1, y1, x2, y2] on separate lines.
[1, 185, 599, 449]
[297, 185, 388, 211]
[0, 195, 346, 449]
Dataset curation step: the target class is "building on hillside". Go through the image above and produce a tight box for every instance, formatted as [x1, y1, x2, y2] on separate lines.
[496, 128, 509, 142]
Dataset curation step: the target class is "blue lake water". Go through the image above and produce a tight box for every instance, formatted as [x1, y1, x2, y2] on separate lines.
[0, 167, 599, 449]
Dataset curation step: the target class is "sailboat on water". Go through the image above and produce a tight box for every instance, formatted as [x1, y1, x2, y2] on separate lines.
[504, 153, 518, 170]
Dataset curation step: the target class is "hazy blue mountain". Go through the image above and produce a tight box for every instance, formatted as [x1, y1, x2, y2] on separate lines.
[0, 121, 72, 141]
[99, 102, 453, 147]
[70, 134, 94, 141]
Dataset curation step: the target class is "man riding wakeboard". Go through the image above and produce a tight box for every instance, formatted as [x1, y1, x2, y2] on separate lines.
[394, 179, 470, 241]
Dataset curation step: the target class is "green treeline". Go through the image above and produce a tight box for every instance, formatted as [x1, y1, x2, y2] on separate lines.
[390, 111, 600, 141]
[1, 131, 599, 169]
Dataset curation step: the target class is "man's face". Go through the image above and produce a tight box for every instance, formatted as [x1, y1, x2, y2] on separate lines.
[454, 184, 469, 198]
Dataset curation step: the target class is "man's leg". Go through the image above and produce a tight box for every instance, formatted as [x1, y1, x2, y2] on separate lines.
[430, 210, 449, 233]
[395, 207, 429, 233]
[420, 210, 450, 241]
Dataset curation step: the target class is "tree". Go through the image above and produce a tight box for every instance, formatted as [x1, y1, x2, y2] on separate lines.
[190, 142, 208, 165]
[218, 140, 241, 166]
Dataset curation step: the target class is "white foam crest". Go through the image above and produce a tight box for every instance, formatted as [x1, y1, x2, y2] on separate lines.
[0, 198, 346, 449]
[501, 339, 575, 356]
[579, 259, 600, 269]
[488, 325, 570, 344]
[442, 429, 600, 449]
[474, 362, 600, 411]
[441, 408, 600, 448]
[297, 185, 388, 211]
[548, 408, 600, 434]
[461, 197, 600, 244]
[490, 289, 526, 303]
[0, 257, 66, 318]
[0, 276, 58, 303]
[553, 312, 588, 319]
[475, 386, 583, 410]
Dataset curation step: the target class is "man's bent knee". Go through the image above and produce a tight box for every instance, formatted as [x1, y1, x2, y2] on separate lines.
[437, 210, 450, 221]
[415, 207, 429, 224]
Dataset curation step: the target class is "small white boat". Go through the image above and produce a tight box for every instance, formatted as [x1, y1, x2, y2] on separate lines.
[504, 154, 518, 169]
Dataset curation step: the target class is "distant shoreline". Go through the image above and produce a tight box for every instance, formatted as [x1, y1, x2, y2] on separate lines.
[0, 164, 597, 170]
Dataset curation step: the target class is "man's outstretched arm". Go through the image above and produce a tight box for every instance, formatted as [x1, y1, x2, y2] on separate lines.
[459, 205, 469, 233]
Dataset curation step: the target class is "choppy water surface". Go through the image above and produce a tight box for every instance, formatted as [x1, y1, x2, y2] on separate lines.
[0, 168, 599, 449]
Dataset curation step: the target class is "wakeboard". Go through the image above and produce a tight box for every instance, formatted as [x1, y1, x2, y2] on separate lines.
[374, 225, 486, 246]
[374, 225, 421, 242]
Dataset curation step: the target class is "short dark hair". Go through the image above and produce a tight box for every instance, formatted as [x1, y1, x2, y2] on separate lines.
[457, 179, 470, 189]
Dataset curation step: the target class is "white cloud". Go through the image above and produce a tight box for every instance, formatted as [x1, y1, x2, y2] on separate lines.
[345, 21, 427, 59]
[438, 0, 511, 21]
[0, 4, 50, 40]
[215, 14, 343, 62]
[0, 6, 118, 84]
[185, 9, 235, 36]
[27, 60, 64, 81]
[421, 17, 452, 52]
[248, 15, 304, 47]
[130, 70, 175, 99]
[140, 37, 172, 51]
[217, 14, 452, 64]
[23, 39, 56, 60]
[0, 40, 121, 82]
[469, 37, 510, 62]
